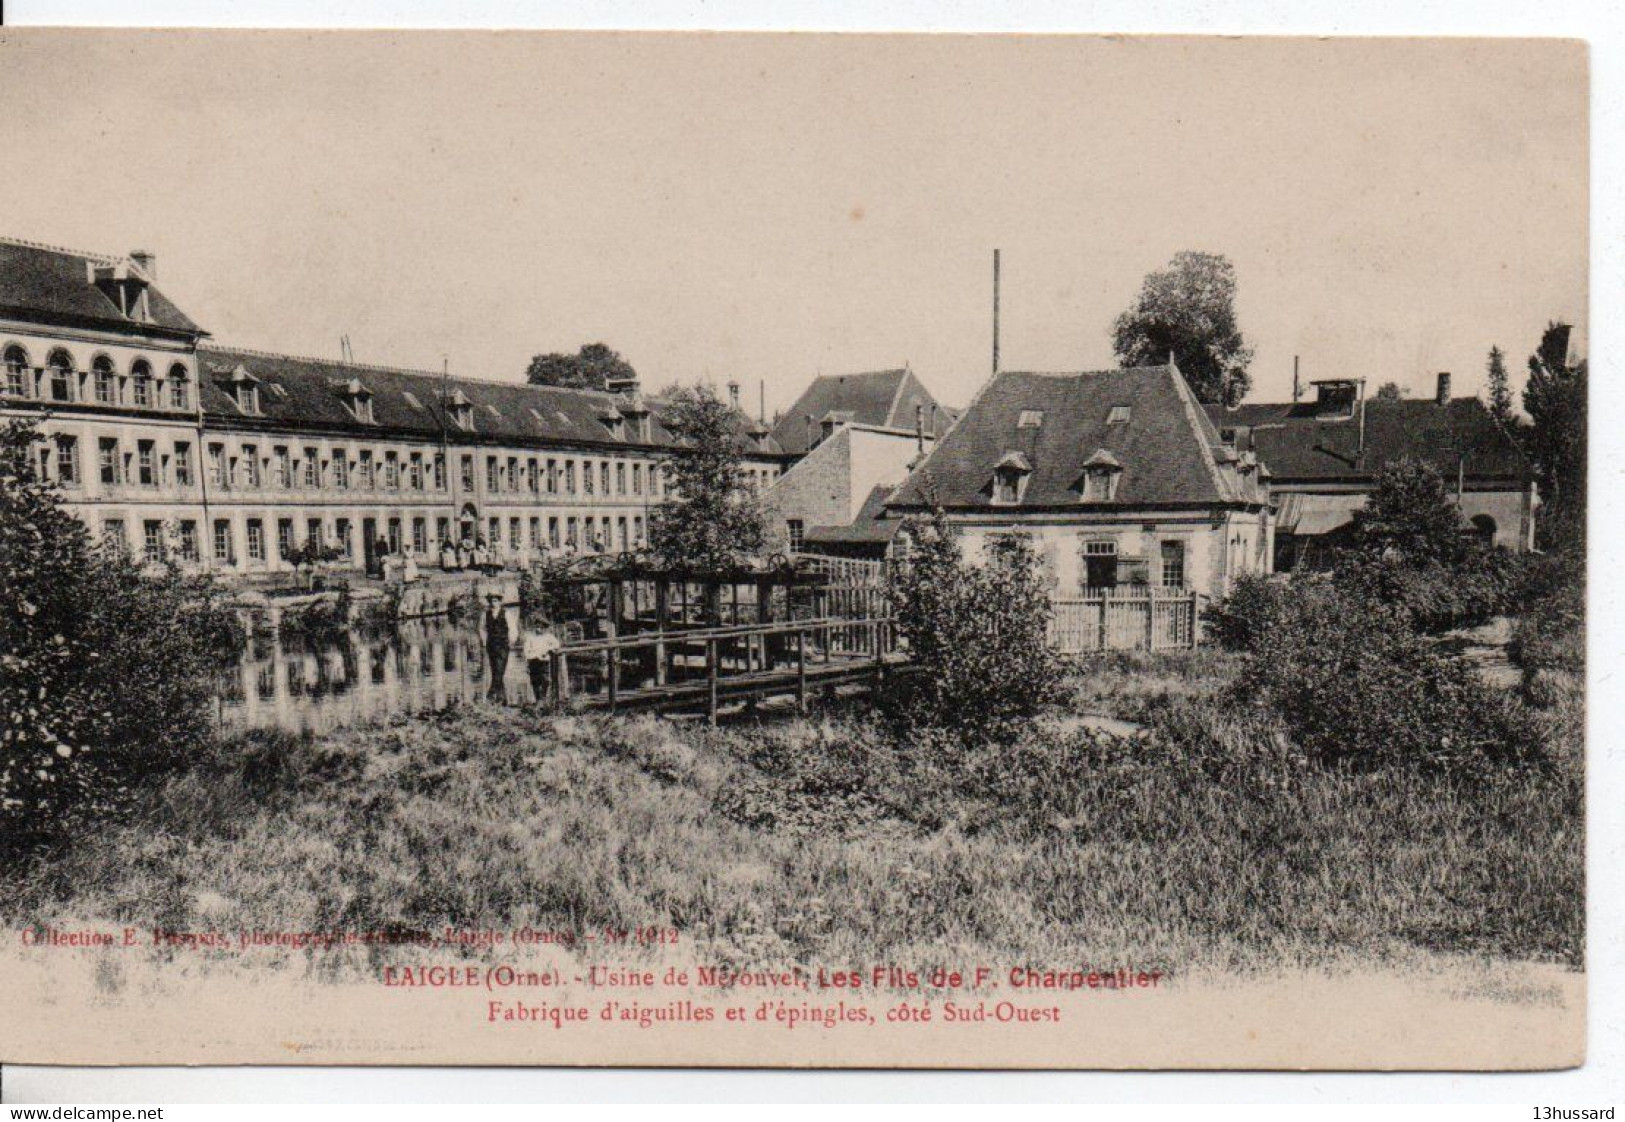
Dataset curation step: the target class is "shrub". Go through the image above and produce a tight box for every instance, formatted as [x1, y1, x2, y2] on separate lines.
[1331, 546, 1518, 633]
[1232, 579, 1545, 773]
[1202, 572, 1303, 651]
[0, 418, 239, 850]
[887, 516, 1064, 738]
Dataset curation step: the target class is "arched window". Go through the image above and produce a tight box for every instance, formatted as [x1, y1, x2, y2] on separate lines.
[93, 355, 118, 405]
[131, 359, 154, 408]
[168, 363, 190, 410]
[2, 345, 28, 397]
[46, 350, 74, 402]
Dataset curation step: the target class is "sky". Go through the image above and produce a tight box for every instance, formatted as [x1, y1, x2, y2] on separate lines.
[0, 30, 1587, 417]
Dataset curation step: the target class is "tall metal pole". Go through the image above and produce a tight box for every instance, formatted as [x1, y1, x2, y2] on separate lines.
[991, 249, 1001, 376]
[441, 356, 455, 541]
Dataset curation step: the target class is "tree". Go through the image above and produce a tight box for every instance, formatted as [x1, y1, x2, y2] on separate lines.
[1351, 458, 1465, 565]
[1485, 345, 1515, 429]
[887, 511, 1063, 738]
[1112, 251, 1254, 405]
[646, 383, 767, 571]
[1522, 322, 1585, 550]
[525, 343, 638, 391]
[0, 418, 239, 851]
[1374, 381, 1406, 401]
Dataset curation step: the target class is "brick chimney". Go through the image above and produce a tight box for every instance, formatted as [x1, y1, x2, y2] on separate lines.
[1435, 371, 1451, 406]
[130, 250, 156, 279]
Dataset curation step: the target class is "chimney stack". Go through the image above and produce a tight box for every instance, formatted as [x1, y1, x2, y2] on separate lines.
[1435, 371, 1451, 406]
[727, 381, 741, 411]
[915, 404, 925, 454]
[130, 250, 155, 279]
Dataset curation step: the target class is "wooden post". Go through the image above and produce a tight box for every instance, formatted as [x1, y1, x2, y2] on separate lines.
[550, 649, 568, 702]
[1098, 594, 1109, 652]
[606, 646, 618, 711]
[706, 637, 719, 725]
[1189, 591, 1201, 649]
[796, 628, 807, 712]
[654, 635, 667, 686]
[1146, 590, 1157, 652]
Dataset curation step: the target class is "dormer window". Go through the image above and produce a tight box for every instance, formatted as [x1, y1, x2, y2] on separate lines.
[332, 378, 374, 424]
[1107, 405, 1131, 425]
[213, 363, 261, 415]
[1078, 449, 1123, 502]
[1311, 379, 1359, 419]
[600, 406, 626, 438]
[1018, 410, 1044, 429]
[444, 389, 474, 431]
[238, 384, 259, 414]
[991, 450, 1033, 505]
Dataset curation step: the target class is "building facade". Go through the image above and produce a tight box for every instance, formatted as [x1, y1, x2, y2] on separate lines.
[1207, 373, 1537, 569]
[763, 421, 934, 560]
[1, 238, 783, 576]
[886, 363, 1273, 601]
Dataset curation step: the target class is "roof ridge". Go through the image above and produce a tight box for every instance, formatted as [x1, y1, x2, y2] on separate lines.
[203, 343, 626, 400]
[0, 235, 124, 266]
[1162, 362, 1236, 501]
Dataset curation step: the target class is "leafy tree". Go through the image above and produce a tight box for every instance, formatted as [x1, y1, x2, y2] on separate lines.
[887, 511, 1063, 738]
[646, 383, 767, 571]
[1112, 251, 1254, 405]
[1350, 458, 1465, 565]
[525, 342, 638, 391]
[1522, 322, 1586, 549]
[1, 418, 239, 851]
[1373, 381, 1406, 401]
[1486, 345, 1515, 429]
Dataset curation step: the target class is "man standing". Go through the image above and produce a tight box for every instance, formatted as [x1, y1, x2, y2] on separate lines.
[483, 593, 511, 702]
[523, 615, 562, 705]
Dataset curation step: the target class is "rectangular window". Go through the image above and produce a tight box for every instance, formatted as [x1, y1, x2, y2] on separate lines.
[461, 454, 475, 491]
[333, 452, 348, 489]
[786, 519, 805, 553]
[509, 517, 521, 551]
[565, 461, 576, 495]
[137, 440, 157, 487]
[1160, 540, 1187, 589]
[141, 521, 165, 561]
[171, 375, 190, 410]
[96, 369, 117, 404]
[277, 518, 295, 560]
[55, 435, 79, 486]
[548, 516, 560, 548]
[213, 519, 233, 563]
[529, 517, 542, 549]
[241, 445, 260, 488]
[307, 518, 324, 551]
[208, 443, 226, 488]
[388, 518, 403, 554]
[358, 450, 374, 489]
[433, 454, 446, 491]
[994, 473, 1020, 504]
[384, 452, 400, 490]
[409, 453, 424, 491]
[1107, 405, 1131, 424]
[271, 447, 290, 488]
[332, 518, 350, 558]
[616, 463, 626, 496]
[177, 520, 198, 561]
[507, 457, 518, 492]
[633, 515, 643, 546]
[412, 517, 428, 555]
[546, 459, 557, 494]
[246, 519, 265, 562]
[528, 459, 539, 494]
[488, 517, 501, 549]
[566, 517, 578, 548]
[100, 438, 121, 485]
[486, 457, 499, 492]
[4, 358, 27, 397]
[1084, 540, 1119, 591]
[583, 459, 595, 496]
[303, 448, 318, 488]
[49, 365, 73, 403]
[435, 517, 449, 549]
[103, 519, 127, 554]
[632, 463, 643, 495]
[601, 462, 611, 496]
[617, 516, 628, 550]
[174, 442, 193, 487]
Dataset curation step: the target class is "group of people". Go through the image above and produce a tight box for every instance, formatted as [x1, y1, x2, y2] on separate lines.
[438, 536, 504, 576]
[481, 593, 563, 706]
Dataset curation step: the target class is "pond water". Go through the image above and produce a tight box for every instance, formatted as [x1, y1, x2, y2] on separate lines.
[214, 614, 541, 735]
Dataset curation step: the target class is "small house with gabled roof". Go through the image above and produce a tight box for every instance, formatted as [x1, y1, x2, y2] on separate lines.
[885, 361, 1273, 599]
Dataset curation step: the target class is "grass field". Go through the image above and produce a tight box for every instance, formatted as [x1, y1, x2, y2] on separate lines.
[3, 641, 1583, 981]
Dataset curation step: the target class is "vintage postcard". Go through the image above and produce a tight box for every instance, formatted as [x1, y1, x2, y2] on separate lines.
[0, 29, 1587, 1069]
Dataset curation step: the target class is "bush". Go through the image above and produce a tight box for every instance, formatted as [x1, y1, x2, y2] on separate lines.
[1232, 579, 1545, 773]
[0, 419, 239, 850]
[887, 517, 1064, 738]
[1331, 546, 1519, 633]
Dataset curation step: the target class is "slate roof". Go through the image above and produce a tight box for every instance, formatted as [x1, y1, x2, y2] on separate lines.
[888, 365, 1266, 511]
[197, 344, 782, 455]
[0, 238, 202, 337]
[770, 368, 957, 456]
[1204, 398, 1533, 484]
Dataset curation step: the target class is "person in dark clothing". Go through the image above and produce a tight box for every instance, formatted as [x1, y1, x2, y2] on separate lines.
[483, 593, 511, 702]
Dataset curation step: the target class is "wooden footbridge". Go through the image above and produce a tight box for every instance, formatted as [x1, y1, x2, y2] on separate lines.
[532, 554, 904, 721]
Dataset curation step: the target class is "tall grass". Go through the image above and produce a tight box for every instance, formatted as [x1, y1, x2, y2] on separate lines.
[3, 686, 1582, 980]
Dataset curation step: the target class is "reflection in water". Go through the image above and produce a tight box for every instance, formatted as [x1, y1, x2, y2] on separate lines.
[215, 614, 538, 735]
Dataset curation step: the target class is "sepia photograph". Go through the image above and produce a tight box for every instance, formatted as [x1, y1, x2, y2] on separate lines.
[0, 28, 1590, 1072]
